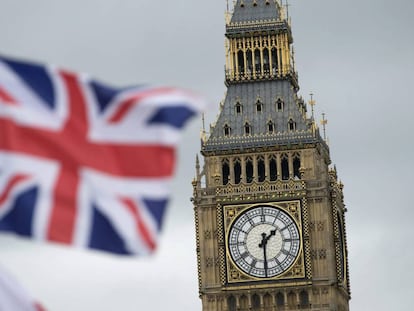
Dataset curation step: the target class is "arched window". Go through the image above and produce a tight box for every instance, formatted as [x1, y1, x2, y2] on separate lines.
[263, 48, 270, 72]
[256, 99, 263, 113]
[244, 122, 252, 136]
[234, 159, 242, 184]
[281, 154, 289, 180]
[240, 295, 248, 311]
[276, 292, 284, 307]
[287, 292, 296, 309]
[288, 119, 296, 131]
[276, 98, 284, 111]
[268, 120, 274, 133]
[263, 293, 272, 311]
[238, 50, 245, 75]
[271, 47, 278, 74]
[269, 156, 277, 181]
[246, 50, 253, 75]
[257, 157, 265, 182]
[246, 158, 254, 183]
[293, 153, 301, 179]
[300, 290, 310, 307]
[224, 124, 231, 137]
[254, 49, 261, 73]
[252, 294, 260, 310]
[222, 160, 230, 185]
[235, 102, 243, 114]
[227, 295, 236, 311]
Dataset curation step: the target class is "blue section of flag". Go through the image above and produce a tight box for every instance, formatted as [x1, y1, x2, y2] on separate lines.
[143, 199, 168, 231]
[0, 56, 55, 109]
[0, 187, 38, 237]
[89, 205, 131, 255]
[89, 80, 121, 113]
[147, 105, 196, 129]
[89, 80, 143, 113]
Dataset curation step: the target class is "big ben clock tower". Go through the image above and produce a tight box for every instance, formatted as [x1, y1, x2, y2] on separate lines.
[192, 1, 350, 311]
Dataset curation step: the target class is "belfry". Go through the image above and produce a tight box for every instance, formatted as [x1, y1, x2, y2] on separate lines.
[192, 1, 350, 310]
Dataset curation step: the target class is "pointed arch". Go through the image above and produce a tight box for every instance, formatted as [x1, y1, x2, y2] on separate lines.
[269, 155, 277, 181]
[246, 157, 254, 184]
[244, 122, 252, 136]
[222, 159, 230, 185]
[281, 153, 289, 180]
[224, 124, 231, 137]
[263, 48, 270, 72]
[293, 153, 301, 179]
[288, 118, 297, 131]
[276, 292, 285, 307]
[234, 158, 242, 184]
[267, 120, 274, 133]
[257, 156, 265, 182]
[227, 295, 236, 311]
[251, 293, 260, 310]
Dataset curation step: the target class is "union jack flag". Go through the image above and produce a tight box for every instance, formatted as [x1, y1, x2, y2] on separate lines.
[0, 55, 204, 255]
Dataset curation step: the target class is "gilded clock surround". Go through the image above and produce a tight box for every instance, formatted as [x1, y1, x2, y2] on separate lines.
[224, 201, 307, 283]
[192, 1, 350, 310]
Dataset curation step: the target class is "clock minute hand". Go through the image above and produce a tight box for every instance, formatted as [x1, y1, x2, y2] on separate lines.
[259, 230, 277, 278]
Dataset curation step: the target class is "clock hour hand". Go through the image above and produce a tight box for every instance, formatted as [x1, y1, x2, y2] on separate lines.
[259, 230, 276, 278]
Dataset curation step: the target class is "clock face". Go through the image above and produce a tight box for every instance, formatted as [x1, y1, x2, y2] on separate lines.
[227, 205, 301, 278]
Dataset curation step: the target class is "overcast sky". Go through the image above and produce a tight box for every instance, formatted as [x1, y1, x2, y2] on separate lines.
[0, 0, 413, 310]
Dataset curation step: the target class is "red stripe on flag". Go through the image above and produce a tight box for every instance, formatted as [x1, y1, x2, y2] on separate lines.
[34, 302, 47, 311]
[120, 198, 156, 252]
[0, 174, 30, 207]
[108, 87, 175, 124]
[0, 86, 18, 105]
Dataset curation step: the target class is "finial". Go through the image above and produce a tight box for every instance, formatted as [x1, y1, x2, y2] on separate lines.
[321, 112, 328, 141]
[309, 93, 315, 119]
[285, 0, 291, 20]
[202, 113, 206, 132]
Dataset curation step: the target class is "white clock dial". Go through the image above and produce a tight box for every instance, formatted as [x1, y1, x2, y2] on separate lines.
[228, 205, 300, 278]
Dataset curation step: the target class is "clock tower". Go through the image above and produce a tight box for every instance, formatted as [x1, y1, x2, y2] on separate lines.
[192, 1, 350, 311]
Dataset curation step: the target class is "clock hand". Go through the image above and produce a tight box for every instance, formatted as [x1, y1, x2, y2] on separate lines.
[259, 230, 277, 278]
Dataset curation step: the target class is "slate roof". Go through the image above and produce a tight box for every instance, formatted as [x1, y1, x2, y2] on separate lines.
[230, 0, 281, 24]
[202, 80, 321, 153]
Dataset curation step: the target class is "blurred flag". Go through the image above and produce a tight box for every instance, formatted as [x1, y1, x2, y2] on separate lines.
[0, 266, 46, 311]
[0, 55, 205, 255]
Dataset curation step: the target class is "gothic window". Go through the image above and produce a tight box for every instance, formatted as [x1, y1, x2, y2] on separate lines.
[257, 157, 265, 182]
[263, 293, 272, 311]
[252, 294, 260, 310]
[263, 48, 270, 72]
[287, 292, 296, 309]
[246, 50, 253, 75]
[281, 154, 289, 180]
[246, 158, 254, 184]
[276, 292, 284, 307]
[244, 122, 252, 136]
[238, 50, 245, 74]
[268, 120, 274, 133]
[293, 153, 301, 179]
[256, 99, 263, 113]
[299, 291, 310, 307]
[269, 156, 277, 181]
[227, 295, 236, 311]
[240, 295, 249, 311]
[254, 49, 261, 73]
[222, 160, 230, 185]
[288, 119, 297, 131]
[271, 47, 278, 74]
[224, 124, 231, 137]
[235, 102, 243, 114]
[276, 98, 284, 112]
[234, 159, 242, 184]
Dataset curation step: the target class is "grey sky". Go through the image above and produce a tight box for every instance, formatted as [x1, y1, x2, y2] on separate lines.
[0, 0, 413, 310]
